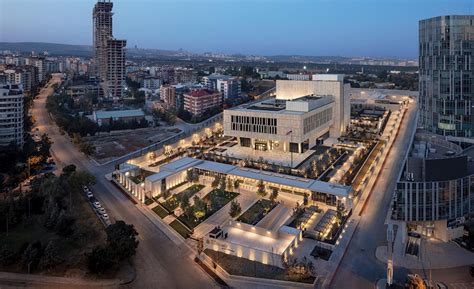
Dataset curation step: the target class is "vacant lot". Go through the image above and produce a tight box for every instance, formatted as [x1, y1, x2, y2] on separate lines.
[84, 127, 181, 164]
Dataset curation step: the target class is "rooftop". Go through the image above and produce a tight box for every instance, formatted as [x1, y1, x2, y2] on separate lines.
[145, 157, 351, 197]
[228, 95, 334, 115]
[185, 89, 218, 98]
[223, 225, 296, 255]
[93, 109, 145, 119]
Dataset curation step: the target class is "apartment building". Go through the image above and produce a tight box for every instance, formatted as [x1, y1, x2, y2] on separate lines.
[183, 89, 222, 116]
[160, 84, 177, 110]
[0, 84, 24, 149]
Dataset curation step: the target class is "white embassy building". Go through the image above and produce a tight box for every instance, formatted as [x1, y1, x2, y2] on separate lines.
[223, 74, 351, 154]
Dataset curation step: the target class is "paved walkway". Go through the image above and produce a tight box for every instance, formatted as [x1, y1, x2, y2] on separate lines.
[163, 214, 176, 225]
[192, 190, 256, 239]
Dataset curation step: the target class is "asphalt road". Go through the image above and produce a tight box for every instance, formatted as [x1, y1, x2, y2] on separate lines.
[330, 102, 418, 288]
[32, 75, 218, 289]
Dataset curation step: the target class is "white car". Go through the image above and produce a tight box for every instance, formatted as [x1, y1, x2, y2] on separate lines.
[86, 191, 93, 198]
[98, 207, 106, 214]
[102, 213, 109, 220]
[93, 202, 101, 209]
[83, 186, 89, 192]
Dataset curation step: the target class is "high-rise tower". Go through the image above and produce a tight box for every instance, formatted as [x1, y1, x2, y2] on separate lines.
[419, 16, 474, 138]
[92, 0, 126, 100]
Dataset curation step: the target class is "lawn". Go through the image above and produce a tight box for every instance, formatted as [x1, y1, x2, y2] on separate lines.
[152, 203, 170, 218]
[178, 189, 239, 229]
[144, 197, 154, 206]
[237, 199, 277, 225]
[204, 249, 316, 284]
[161, 184, 204, 212]
[169, 219, 192, 238]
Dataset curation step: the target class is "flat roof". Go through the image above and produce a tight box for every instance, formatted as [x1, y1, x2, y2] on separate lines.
[224, 226, 295, 255]
[145, 157, 351, 197]
[145, 170, 174, 182]
[227, 96, 333, 116]
[160, 157, 202, 172]
[94, 109, 144, 119]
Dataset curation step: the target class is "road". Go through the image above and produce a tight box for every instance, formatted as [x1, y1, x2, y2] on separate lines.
[330, 102, 418, 288]
[32, 75, 218, 289]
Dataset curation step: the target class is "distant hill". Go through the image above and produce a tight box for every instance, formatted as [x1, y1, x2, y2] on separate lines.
[0, 42, 185, 58]
[0, 42, 93, 57]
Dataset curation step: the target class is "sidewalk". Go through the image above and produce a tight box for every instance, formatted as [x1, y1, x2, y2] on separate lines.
[375, 235, 474, 270]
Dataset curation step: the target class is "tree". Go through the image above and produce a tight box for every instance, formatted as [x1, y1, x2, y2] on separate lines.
[86, 246, 114, 274]
[54, 210, 75, 236]
[22, 241, 42, 272]
[62, 164, 76, 176]
[68, 170, 96, 191]
[211, 175, 220, 189]
[229, 200, 242, 218]
[233, 179, 240, 192]
[186, 170, 198, 184]
[180, 193, 190, 211]
[193, 195, 207, 220]
[256, 180, 267, 198]
[106, 221, 139, 261]
[38, 134, 52, 159]
[39, 240, 61, 270]
[219, 177, 227, 191]
[270, 187, 279, 203]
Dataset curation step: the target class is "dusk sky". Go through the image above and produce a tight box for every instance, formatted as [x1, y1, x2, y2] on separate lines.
[0, 0, 472, 58]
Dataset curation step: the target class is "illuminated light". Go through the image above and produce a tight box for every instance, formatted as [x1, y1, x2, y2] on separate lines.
[249, 250, 255, 261]
[262, 253, 268, 264]
[236, 246, 243, 257]
[267, 231, 271, 235]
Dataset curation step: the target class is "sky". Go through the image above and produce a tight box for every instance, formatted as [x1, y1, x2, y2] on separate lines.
[0, 0, 472, 59]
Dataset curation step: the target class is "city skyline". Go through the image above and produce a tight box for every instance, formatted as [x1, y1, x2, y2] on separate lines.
[1, 0, 472, 58]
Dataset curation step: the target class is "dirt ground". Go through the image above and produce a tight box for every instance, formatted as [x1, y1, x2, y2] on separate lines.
[84, 127, 180, 164]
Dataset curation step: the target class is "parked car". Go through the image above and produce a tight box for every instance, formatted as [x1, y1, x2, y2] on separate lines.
[83, 185, 89, 192]
[93, 201, 101, 209]
[86, 191, 93, 198]
[98, 207, 106, 214]
[102, 213, 109, 220]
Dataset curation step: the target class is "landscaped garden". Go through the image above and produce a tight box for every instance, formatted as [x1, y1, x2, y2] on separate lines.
[178, 189, 239, 229]
[170, 219, 192, 238]
[237, 199, 277, 225]
[161, 184, 204, 212]
[152, 203, 170, 218]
